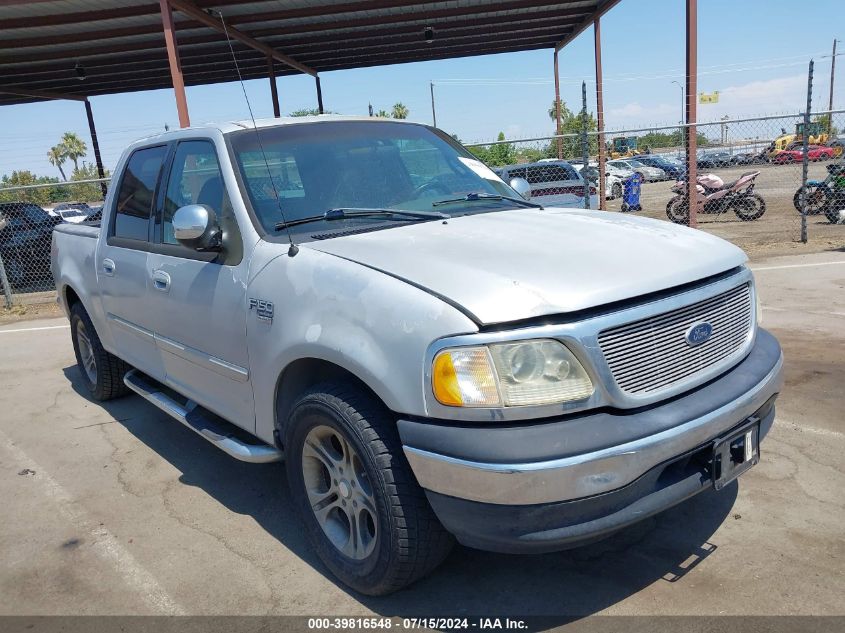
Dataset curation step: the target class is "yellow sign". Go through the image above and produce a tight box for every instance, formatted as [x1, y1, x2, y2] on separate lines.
[699, 91, 720, 104]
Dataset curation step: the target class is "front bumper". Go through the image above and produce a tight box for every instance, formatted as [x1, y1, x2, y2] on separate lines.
[398, 329, 783, 553]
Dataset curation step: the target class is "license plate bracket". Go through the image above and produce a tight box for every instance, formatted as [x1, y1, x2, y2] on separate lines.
[712, 417, 760, 491]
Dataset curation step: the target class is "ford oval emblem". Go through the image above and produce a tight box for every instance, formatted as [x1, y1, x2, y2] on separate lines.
[685, 322, 713, 346]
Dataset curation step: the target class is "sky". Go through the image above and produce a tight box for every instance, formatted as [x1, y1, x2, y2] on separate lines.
[2, 0, 843, 179]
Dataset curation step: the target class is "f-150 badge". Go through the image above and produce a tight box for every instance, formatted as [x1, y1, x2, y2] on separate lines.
[248, 298, 274, 323]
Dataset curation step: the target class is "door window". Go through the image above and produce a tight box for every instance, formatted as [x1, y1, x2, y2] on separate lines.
[112, 145, 167, 241]
[162, 140, 231, 245]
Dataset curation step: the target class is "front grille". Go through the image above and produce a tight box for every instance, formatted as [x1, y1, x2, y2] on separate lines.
[598, 283, 753, 395]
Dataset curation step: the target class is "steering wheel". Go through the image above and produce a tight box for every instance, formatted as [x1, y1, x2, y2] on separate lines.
[410, 180, 452, 199]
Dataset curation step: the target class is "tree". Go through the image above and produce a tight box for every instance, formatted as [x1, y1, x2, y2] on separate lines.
[288, 108, 322, 117]
[60, 132, 87, 170]
[374, 109, 391, 118]
[0, 171, 60, 206]
[47, 145, 68, 181]
[545, 100, 598, 159]
[70, 162, 110, 203]
[391, 102, 409, 120]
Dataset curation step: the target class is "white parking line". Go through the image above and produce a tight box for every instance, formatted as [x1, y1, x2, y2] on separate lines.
[0, 430, 186, 615]
[0, 324, 69, 334]
[752, 260, 845, 272]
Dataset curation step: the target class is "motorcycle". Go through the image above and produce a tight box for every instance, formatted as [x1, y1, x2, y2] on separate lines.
[792, 162, 845, 224]
[665, 171, 766, 224]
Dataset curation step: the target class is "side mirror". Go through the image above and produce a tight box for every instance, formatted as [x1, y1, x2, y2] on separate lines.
[172, 204, 221, 251]
[509, 177, 532, 201]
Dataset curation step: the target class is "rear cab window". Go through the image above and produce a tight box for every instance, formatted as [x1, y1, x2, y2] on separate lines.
[110, 145, 168, 243]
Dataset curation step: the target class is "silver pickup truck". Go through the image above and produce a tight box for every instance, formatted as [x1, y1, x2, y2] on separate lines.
[52, 116, 783, 596]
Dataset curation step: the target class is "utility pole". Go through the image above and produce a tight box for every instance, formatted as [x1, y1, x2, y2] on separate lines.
[429, 82, 437, 127]
[828, 39, 838, 132]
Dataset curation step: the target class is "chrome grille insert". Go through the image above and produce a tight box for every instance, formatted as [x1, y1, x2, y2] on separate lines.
[598, 283, 753, 395]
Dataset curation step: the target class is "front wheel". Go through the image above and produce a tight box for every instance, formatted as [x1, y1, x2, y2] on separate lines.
[285, 383, 453, 595]
[733, 194, 766, 221]
[69, 303, 131, 401]
[666, 196, 690, 224]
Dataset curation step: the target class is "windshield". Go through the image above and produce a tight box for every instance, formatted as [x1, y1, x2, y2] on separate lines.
[626, 160, 645, 168]
[228, 120, 514, 236]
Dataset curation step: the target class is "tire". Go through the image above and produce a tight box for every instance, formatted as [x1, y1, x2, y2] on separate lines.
[733, 194, 766, 221]
[70, 302, 131, 401]
[285, 383, 454, 596]
[666, 196, 690, 224]
[611, 182, 622, 199]
[793, 184, 829, 215]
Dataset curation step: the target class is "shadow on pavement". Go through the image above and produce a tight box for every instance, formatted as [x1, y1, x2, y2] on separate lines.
[64, 365, 737, 622]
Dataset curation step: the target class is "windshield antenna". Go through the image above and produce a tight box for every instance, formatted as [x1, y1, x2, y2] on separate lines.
[214, 9, 298, 256]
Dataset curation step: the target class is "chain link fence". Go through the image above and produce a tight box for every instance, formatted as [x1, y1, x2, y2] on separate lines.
[0, 178, 108, 307]
[467, 109, 845, 253]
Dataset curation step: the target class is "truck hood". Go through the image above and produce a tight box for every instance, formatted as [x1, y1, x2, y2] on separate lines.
[307, 208, 747, 325]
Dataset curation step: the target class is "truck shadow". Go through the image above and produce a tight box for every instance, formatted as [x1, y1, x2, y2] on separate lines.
[64, 366, 737, 622]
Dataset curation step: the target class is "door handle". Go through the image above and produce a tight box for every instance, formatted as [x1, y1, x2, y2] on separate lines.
[102, 258, 115, 276]
[152, 269, 171, 292]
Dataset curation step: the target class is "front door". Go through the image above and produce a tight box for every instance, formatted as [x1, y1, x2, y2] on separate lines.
[145, 139, 254, 430]
[97, 145, 169, 379]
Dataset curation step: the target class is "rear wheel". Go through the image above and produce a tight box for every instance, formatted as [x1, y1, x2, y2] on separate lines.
[733, 194, 766, 221]
[285, 383, 453, 595]
[69, 303, 131, 401]
[793, 184, 829, 215]
[611, 182, 622, 199]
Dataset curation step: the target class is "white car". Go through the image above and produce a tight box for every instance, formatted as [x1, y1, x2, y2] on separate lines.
[608, 158, 666, 182]
[48, 202, 91, 224]
[498, 160, 599, 209]
[573, 162, 629, 199]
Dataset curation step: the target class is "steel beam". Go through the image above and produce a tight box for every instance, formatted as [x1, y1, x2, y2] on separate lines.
[0, 87, 86, 101]
[555, 0, 622, 52]
[554, 50, 563, 159]
[167, 0, 317, 76]
[316, 76, 324, 114]
[594, 17, 607, 210]
[159, 0, 190, 128]
[84, 99, 108, 198]
[268, 57, 280, 117]
[685, 0, 698, 228]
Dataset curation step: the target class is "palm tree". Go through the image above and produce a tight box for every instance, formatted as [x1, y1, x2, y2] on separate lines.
[47, 145, 68, 181]
[391, 102, 409, 119]
[60, 132, 87, 170]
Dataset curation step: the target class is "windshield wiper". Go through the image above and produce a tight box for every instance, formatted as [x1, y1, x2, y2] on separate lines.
[274, 207, 448, 231]
[432, 192, 543, 209]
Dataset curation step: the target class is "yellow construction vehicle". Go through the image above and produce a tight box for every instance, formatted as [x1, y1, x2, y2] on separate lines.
[766, 122, 842, 159]
[608, 136, 642, 159]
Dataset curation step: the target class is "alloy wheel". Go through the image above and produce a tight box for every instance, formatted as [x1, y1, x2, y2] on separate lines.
[301, 424, 378, 560]
[76, 321, 97, 384]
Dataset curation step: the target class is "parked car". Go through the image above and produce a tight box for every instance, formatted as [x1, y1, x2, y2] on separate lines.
[773, 145, 836, 164]
[697, 151, 738, 169]
[732, 151, 768, 165]
[52, 116, 783, 596]
[632, 155, 685, 179]
[0, 202, 59, 289]
[573, 162, 625, 199]
[498, 160, 598, 208]
[607, 158, 665, 182]
[49, 202, 93, 224]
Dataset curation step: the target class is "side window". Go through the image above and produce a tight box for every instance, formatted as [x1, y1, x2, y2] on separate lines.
[162, 140, 231, 246]
[526, 165, 569, 184]
[113, 146, 167, 241]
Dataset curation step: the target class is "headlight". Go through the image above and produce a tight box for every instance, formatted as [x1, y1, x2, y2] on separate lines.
[432, 339, 593, 408]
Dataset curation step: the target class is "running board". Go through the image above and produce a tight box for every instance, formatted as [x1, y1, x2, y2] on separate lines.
[123, 369, 283, 464]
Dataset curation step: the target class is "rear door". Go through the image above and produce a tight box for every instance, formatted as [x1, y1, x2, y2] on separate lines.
[145, 139, 254, 429]
[97, 145, 168, 378]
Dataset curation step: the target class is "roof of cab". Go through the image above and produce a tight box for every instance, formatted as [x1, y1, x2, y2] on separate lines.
[132, 114, 420, 145]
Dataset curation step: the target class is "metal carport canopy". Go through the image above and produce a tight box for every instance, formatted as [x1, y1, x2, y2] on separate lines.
[0, 0, 617, 107]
